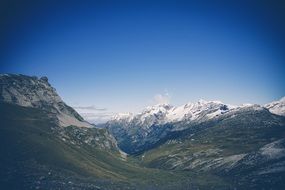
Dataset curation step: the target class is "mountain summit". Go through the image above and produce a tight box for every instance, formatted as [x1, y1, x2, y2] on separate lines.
[265, 96, 285, 116]
[0, 74, 92, 127]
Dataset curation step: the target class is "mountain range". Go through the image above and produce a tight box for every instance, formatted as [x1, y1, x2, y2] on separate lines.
[106, 97, 285, 154]
[1, 74, 285, 190]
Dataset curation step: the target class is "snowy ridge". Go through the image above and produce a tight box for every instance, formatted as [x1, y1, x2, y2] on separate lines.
[112, 112, 134, 121]
[265, 96, 285, 116]
[166, 99, 230, 122]
[109, 97, 285, 126]
[109, 99, 231, 126]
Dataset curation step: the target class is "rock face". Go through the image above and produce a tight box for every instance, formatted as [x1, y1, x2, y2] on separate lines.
[0, 74, 92, 127]
[0, 73, 122, 154]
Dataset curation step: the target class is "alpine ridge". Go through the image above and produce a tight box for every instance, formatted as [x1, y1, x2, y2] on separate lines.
[265, 96, 285, 116]
[106, 97, 285, 154]
[110, 97, 285, 125]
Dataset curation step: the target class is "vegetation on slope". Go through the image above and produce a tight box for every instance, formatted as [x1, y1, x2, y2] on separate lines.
[0, 103, 228, 190]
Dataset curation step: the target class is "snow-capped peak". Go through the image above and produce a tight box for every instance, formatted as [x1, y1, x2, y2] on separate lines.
[265, 96, 285, 116]
[110, 99, 232, 126]
[143, 103, 172, 114]
[112, 112, 134, 121]
[108, 97, 285, 127]
[166, 99, 228, 122]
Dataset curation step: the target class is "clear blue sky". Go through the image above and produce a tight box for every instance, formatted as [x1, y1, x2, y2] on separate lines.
[1, 0, 285, 122]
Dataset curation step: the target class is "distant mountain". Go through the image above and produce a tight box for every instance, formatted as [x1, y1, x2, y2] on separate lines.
[110, 100, 231, 126]
[107, 99, 284, 154]
[265, 97, 285, 116]
[106, 97, 285, 188]
[109, 97, 285, 127]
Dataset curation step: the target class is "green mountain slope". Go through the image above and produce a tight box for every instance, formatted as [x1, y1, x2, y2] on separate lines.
[0, 103, 228, 190]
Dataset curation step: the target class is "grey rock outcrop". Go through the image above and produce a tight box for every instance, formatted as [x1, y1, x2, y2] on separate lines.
[0, 74, 92, 127]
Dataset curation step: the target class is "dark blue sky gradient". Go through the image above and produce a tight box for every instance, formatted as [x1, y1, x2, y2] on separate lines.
[1, 0, 285, 114]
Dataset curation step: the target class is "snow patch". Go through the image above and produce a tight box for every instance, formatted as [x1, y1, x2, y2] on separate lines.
[260, 140, 285, 159]
[265, 96, 285, 116]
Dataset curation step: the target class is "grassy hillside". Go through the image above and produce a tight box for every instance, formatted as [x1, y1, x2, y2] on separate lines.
[3, 101, 284, 189]
[0, 103, 228, 190]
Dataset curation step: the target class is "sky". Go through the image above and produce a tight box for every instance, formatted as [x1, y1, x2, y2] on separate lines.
[1, 0, 285, 123]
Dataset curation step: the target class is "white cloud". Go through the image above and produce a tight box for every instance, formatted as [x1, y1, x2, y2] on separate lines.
[73, 105, 106, 111]
[153, 92, 171, 105]
[79, 112, 114, 124]
[72, 105, 112, 124]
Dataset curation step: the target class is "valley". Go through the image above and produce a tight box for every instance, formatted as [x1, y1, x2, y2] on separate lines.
[0, 74, 285, 189]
